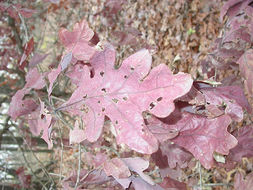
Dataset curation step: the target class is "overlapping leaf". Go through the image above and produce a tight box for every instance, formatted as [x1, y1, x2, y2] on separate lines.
[147, 111, 238, 169]
[59, 19, 96, 61]
[234, 171, 253, 190]
[200, 85, 251, 121]
[8, 67, 45, 119]
[59, 44, 193, 154]
[228, 125, 253, 162]
[238, 49, 253, 95]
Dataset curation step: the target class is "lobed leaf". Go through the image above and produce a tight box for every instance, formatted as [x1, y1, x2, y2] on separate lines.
[59, 19, 96, 61]
[59, 44, 193, 154]
[148, 111, 238, 169]
[228, 125, 253, 162]
[238, 49, 253, 95]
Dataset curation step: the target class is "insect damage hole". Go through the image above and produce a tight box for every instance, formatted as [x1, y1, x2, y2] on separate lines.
[100, 71, 105, 77]
[101, 88, 106, 93]
[149, 102, 157, 110]
[157, 97, 163, 102]
[123, 97, 128, 101]
[112, 98, 119, 103]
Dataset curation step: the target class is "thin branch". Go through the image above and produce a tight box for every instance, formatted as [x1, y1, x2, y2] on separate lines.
[75, 143, 81, 189]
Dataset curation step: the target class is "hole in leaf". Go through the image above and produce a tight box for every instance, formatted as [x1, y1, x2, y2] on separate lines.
[100, 71, 105, 77]
[123, 97, 128, 101]
[98, 100, 101, 103]
[130, 67, 134, 71]
[149, 102, 156, 110]
[102, 107, 105, 112]
[112, 98, 119, 103]
[101, 88, 106, 93]
[124, 75, 128, 79]
[41, 114, 45, 119]
[115, 120, 118, 124]
[157, 97, 163, 102]
[90, 68, 95, 78]
[83, 94, 87, 99]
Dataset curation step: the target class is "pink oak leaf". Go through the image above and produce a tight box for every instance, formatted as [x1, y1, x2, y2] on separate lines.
[8, 67, 45, 119]
[220, 0, 247, 21]
[24, 67, 45, 89]
[238, 49, 253, 95]
[151, 142, 193, 169]
[234, 171, 253, 190]
[8, 89, 38, 120]
[167, 113, 238, 169]
[228, 125, 253, 162]
[29, 53, 48, 68]
[59, 44, 193, 154]
[59, 19, 96, 61]
[122, 157, 154, 185]
[103, 157, 131, 179]
[66, 63, 89, 86]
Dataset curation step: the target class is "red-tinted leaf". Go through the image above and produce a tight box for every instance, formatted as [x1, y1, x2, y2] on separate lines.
[69, 121, 86, 144]
[220, 0, 245, 21]
[234, 171, 253, 190]
[238, 49, 253, 95]
[147, 120, 179, 142]
[228, 125, 253, 162]
[8, 89, 38, 120]
[59, 19, 96, 61]
[173, 114, 238, 169]
[104, 158, 131, 179]
[59, 44, 192, 154]
[19, 38, 34, 67]
[149, 111, 237, 169]
[200, 85, 251, 121]
[29, 53, 48, 68]
[223, 27, 251, 43]
[151, 142, 193, 169]
[24, 67, 45, 89]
